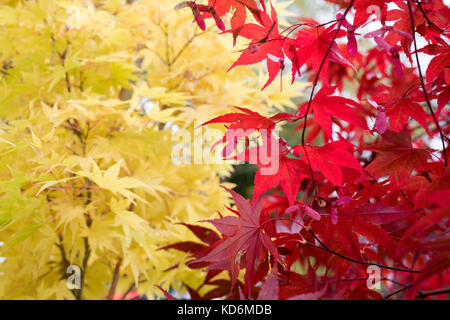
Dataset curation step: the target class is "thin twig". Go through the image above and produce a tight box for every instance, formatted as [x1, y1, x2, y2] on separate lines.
[106, 258, 122, 300]
[169, 25, 215, 67]
[406, 0, 448, 167]
[169, 32, 199, 67]
[384, 285, 450, 300]
[297, 0, 355, 198]
[56, 234, 69, 266]
[56, 235, 80, 300]
[75, 236, 91, 300]
[383, 284, 412, 299]
[307, 229, 421, 274]
[414, 0, 449, 33]
[416, 287, 450, 299]
[121, 282, 136, 300]
[320, 277, 408, 287]
[163, 25, 171, 71]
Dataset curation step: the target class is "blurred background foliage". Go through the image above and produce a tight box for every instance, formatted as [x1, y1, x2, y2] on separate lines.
[0, 0, 308, 299]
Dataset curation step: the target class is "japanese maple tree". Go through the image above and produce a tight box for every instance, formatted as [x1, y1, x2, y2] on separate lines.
[165, 0, 450, 300]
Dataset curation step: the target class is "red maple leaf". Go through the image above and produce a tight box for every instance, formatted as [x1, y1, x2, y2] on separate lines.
[364, 129, 431, 186]
[228, 4, 285, 90]
[202, 106, 293, 131]
[202, 107, 294, 157]
[194, 187, 282, 294]
[252, 151, 311, 206]
[435, 81, 450, 116]
[225, 132, 310, 205]
[168, 0, 450, 301]
[372, 84, 430, 134]
[294, 24, 354, 85]
[422, 41, 450, 88]
[294, 141, 363, 186]
[353, 0, 388, 26]
[255, 262, 279, 300]
[297, 86, 367, 140]
[404, 253, 450, 300]
[384, 0, 424, 48]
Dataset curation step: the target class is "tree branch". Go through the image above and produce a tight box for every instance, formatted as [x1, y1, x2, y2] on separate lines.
[106, 258, 122, 300]
[383, 284, 412, 300]
[416, 287, 450, 299]
[320, 277, 408, 287]
[56, 235, 79, 300]
[414, 0, 449, 33]
[406, 0, 448, 167]
[121, 282, 136, 300]
[73, 236, 91, 300]
[307, 229, 421, 274]
[297, 0, 355, 196]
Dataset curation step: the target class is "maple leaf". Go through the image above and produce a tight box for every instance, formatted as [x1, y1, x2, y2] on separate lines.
[371, 84, 430, 135]
[170, 0, 450, 300]
[277, 265, 323, 299]
[313, 218, 365, 263]
[295, 116, 327, 144]
[404, 253, 450, 300]
[364, 129, 431, 186]
[347, 288, 383, 300]
[202, 106, 293, 131]
[194, 187, 282, 294]
[404, 207, 449, 239]
[384, 0, 423, 47]
[252, 151, 311, 205]
[415, 171, 450, 209]
[228, 4, 285, 90]
[353, 0, 388, 26]
[350, 216, 395, 256]
[421, 42, 450, 88]
[282, 37, 303, 84]
[225, 132, 310, 205]
[177, 222, 221, 245]
[294, 24, 354, 85]
[435, 85, 450, 115]
[202, 107, 294, 157]
[297, 86, 367, 140]
[288, 285, 328, 300]
[255, 263, 279, 300]
[325, 43, 359, 93]
[338, 203, 412, 225]
[158, 241, 207, 255]
[294, 141, 362, 186]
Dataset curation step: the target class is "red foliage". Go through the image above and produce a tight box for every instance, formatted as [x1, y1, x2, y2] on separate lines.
[168, 0, 450, 300]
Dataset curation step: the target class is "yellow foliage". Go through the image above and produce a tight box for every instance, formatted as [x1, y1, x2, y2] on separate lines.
[0, 0, 306, 299]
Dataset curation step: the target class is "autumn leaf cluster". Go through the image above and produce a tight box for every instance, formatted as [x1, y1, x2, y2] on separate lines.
[161, 0, 450, 300]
